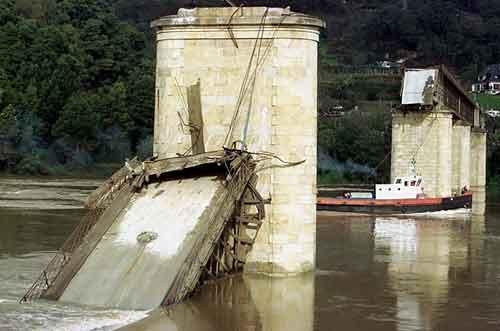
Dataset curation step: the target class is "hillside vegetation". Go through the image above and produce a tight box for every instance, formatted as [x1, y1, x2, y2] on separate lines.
[0, 0, 154, 174]
[0, 0, 499, 183]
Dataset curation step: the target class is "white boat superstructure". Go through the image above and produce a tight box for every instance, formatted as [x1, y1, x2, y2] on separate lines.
[375, 176, 424, 200]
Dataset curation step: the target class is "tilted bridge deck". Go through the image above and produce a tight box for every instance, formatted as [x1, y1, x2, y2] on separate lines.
[21, 149, 265, 309]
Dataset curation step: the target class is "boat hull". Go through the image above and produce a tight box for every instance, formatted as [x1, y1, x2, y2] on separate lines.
[317, 193, 472, 215]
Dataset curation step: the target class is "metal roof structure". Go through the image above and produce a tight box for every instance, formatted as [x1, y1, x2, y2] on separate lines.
[401, 65, 480, 126]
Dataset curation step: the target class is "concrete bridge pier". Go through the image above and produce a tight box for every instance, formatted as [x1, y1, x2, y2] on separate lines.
[151, 7, 325, 275]
[391, 110, 453, 198]
[392, 110, 485, 213]
[470, 129, 487, 215]
[451, 120, 471, 195]
[393, 67, 487, 214]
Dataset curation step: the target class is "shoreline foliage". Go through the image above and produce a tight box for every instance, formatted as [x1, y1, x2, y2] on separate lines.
[1, 0, 500, 182]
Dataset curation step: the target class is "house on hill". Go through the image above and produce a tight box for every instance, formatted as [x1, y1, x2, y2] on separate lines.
[472, 64, 500, 95]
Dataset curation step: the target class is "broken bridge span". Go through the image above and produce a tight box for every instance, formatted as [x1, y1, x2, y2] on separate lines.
[21, 6, 325, 310]
[22, 149, 266, 309]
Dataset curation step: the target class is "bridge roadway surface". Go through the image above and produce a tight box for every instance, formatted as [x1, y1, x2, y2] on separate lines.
[59, 176, 221, 310]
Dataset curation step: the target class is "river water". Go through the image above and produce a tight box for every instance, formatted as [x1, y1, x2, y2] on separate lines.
[1, 178, 500, 330]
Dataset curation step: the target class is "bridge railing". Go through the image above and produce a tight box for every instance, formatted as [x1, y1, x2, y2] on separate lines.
[437, 66, 476, 125]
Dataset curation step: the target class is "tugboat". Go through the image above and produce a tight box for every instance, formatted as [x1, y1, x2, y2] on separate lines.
[317, 173, 472, 215]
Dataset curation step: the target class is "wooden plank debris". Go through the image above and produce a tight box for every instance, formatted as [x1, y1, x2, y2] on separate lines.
[187, 80, 205, 154]
[161, 153, 256, 306]
[142, 150, 224, 178]
[85, 158, 141, 209]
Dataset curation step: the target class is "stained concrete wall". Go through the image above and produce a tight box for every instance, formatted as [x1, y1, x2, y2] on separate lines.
[60, 176, 222, 309]
[392, 110, 487, 214]
[151, 7, 324, 275]
[470, 129, 487, 215]
[391, 111, 453, 198]
[451, 121, 471, 194]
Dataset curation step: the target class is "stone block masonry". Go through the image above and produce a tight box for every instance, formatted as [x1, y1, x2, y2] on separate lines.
[470, 129, 487, 215]
[392, 110, 486, 215]
[395, 66, 487, 214]
[451, 121, 471, 194]
[391, 111, 453, 198]
[151, 7, 325, 275]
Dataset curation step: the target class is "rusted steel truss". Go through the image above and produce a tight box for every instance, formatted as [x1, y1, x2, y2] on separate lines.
[200, 180, 266, 282]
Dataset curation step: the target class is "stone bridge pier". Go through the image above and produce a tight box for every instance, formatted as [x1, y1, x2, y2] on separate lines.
[392, 67, 486, 215]
[151, 7, 325, 275]
[470, 128, 487, 215]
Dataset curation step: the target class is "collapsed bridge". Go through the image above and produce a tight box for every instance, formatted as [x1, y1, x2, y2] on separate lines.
[22, 149, 266, 309]
[21, 6, 325, 309]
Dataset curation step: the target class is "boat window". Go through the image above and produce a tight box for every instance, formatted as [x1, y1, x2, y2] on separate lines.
[410, 180, 416, 186]
[398, 188, 401, 190]
[388, 188, 391, 191]
[417, 179, 422, 186]
[404, 181, 408, 186]
[395, 178, 402, 184]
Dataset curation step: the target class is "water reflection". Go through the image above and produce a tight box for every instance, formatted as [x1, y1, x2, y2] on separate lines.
[120, 276, 262, 331]
[245, 273, 314, 331]
[316, 211, 500, 331]
[121, 273, 315, 331]
[0, 209, 84, 256]
[374, 217, 468, 330]
[316, 215, 398, 331]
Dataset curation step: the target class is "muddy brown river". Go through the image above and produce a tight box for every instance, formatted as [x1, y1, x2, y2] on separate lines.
[1, 177, 500, 330]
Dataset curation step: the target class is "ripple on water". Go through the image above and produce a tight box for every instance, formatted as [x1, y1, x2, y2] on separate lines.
[0, 247, 148, 331]
[0, 302, 149, 331]
[0, 177, 100, 210]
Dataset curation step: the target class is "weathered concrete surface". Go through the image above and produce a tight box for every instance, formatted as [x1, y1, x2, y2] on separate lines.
[470, 129, 487, 215]
[151, 7, 324, 275]
[392, 109, 486, 214]
[451, 121, 471, 194]
[391, 111, 453, 198]
[60, 176, 221, 309]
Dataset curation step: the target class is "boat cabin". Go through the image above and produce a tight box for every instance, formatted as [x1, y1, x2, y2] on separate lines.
[375, 176, 424, 200]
